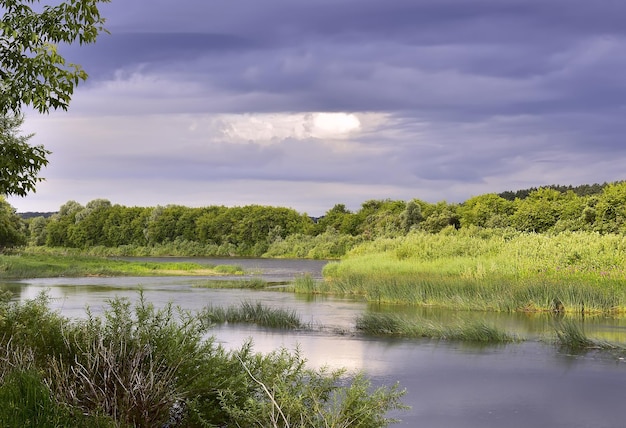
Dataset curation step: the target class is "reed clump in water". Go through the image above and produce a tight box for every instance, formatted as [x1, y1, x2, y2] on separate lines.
[193, 277, 273, 290]
[552, 319, 623, 351]
[199, 301, 305, 329]
[356, 312, 517, 343]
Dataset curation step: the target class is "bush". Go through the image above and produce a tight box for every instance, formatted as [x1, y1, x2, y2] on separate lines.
[0, 292, 407, 427]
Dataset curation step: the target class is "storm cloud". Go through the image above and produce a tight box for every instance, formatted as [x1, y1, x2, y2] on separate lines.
[8, 0, 626, 215]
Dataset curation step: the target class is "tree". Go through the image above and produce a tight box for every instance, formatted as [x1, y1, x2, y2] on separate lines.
[457, 194, 513, 228]
[0, 0, 110, 196]
[0, 195, 26, 247]
[1, 0, 110, 115]
[0, 114, 49, 196]
[401, 200, 423, 232]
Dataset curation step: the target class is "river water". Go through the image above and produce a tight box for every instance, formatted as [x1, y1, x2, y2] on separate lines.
[6, 257, 626, 427]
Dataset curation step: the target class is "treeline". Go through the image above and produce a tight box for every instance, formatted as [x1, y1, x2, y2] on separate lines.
[497, 181, 613, 200]
[3, 181, 626, 257]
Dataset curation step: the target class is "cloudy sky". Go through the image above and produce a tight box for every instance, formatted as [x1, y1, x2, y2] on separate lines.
[8, 0, 626, 215]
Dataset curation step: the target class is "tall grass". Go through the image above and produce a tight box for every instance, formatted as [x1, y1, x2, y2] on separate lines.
[0, 370, 115, 428]
[356, 312, 516, 343]
[552, 319, 623, 351]
[199, 301, 305, 329]
[321, 229, 626, 313]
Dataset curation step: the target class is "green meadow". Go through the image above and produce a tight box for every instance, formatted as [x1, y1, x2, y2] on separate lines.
[300, 228, 626, 314]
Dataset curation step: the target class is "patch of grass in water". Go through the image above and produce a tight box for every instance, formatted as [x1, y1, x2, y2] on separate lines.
[355, 312, 517, 343]
[552, 319, 623, 351]
[212, 264, 244, 274]
[199, 301, 305, 329]
[193, 278, 284, 289]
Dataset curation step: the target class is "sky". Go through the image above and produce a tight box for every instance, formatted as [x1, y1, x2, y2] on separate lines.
[7, 0, 626, 216]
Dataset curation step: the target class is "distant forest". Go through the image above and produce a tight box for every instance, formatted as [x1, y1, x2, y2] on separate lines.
[4, 180, 626, 257]
[497, 182, 616, 200]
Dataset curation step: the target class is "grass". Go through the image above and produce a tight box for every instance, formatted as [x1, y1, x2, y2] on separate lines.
[199, 301, 306, 329]
[356, 312, 517, 343]
[551, 319, 623, 351]
[0, 252, 243, 279]
[318, 229, 626, 314]
[193, 277, 290, 290]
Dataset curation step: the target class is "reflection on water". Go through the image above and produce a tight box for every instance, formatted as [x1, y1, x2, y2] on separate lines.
[3, 257, 626, 427]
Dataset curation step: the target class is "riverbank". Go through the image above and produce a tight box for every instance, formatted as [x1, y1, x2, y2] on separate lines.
[0, 252, 243, 279]
[302, 229, 626, 314]
[10, 228, 626, 315]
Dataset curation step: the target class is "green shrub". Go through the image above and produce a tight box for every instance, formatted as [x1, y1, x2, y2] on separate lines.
[0, 292, 407, 427]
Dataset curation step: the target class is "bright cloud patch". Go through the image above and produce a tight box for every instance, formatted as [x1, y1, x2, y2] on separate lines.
[218, 112, 362, 143]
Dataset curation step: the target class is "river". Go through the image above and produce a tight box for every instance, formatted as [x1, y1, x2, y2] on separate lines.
[6, 257, 626, 427]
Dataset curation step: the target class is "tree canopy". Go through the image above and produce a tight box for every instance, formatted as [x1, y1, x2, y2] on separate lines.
[0, 0, 109, 197]
[0, 114, 49, 196]
[1, 0, 110, 115]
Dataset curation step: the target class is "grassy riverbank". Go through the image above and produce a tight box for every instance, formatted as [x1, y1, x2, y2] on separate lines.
[0, 252, 243, 279]
[308, 228, 626, 314]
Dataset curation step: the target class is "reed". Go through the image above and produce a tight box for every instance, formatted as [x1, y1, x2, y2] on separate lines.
[292, 273, 318, 293]
[355, 312, 516, 343]
[193, 277, 272, 290]
[199, 301, 305, 329]
[551, 319, 623, 351]
[321, 229, 626, 313]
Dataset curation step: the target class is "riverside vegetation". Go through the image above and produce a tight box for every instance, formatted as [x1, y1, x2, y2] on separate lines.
[0, 292, 406, 427]
[4, 181, 626, 424]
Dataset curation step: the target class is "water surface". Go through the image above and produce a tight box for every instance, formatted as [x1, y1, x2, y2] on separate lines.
[5, 257, 626, 427]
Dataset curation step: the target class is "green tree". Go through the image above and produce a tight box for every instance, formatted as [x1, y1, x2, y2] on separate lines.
[355, 199, 405, 238]
[27, 215, 48, 245]
[45, 200, 83, 246]
[1, 0, 109, 197]
[0, 114, 49, 196]
[315, 204, 359, 235]
[419, 201, 460, 233]
[401, 199, 423, 232]
[0, 195, 26, 247]
[457, 194, 513, 229]
[510, 188, 562, 233]
[1, 0, 110, 115]
[593, 182, 626, 233]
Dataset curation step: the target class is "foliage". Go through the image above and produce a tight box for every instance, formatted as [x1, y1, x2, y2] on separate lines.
[216, 345, 407, 428]
[21, 180, 626, 258]
[0, 0, 110, 114]
[0, 293, 407, 427]
[0, 0, 109, 197]
[0, 195, 25, 247]
[0, 114, 50, 196]
[0, 370, 115, 427]
[265, 229, 361, 259]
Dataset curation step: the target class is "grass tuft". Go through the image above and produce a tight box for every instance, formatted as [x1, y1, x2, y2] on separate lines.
[356, 312, 516, 343]
[199, 301, 305, 329]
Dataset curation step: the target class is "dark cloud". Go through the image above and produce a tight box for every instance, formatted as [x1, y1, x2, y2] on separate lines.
[9, 0, 626, 214]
